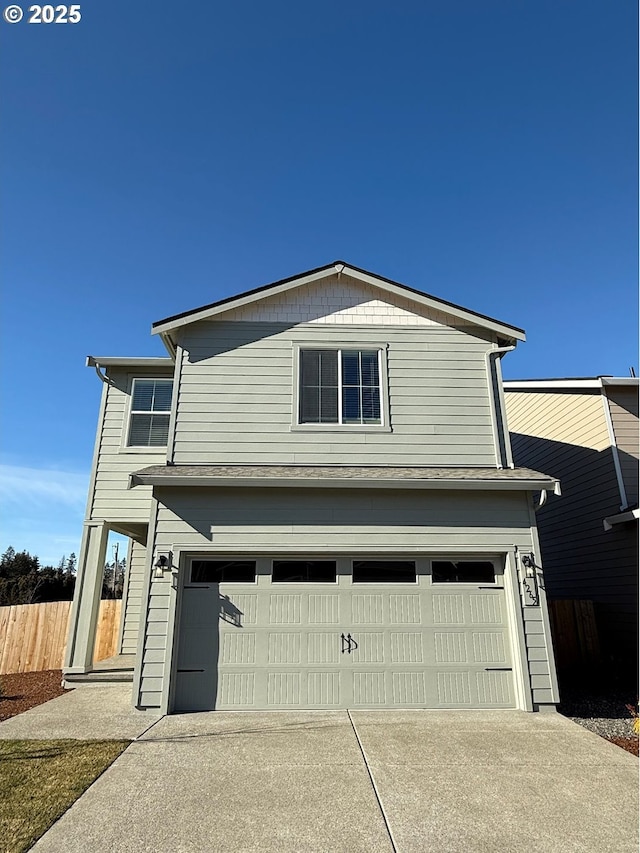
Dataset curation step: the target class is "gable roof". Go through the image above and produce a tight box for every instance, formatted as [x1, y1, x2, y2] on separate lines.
[152, 261, 526, 349]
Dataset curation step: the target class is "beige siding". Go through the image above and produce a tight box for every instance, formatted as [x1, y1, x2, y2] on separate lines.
[607, 387, 639, 507]
[90, 367, 172, 522]
[506, 388, 638, 665]
[172, 321, 498, 467]
[135, 487, 553, 710]
[120, 539, 147, 654]
[220, 273, 463, 327]
[505, 390, 610, 451]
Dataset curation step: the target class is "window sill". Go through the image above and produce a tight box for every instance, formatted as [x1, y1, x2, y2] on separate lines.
[290, 424, 392, 433]
[118, 447, 168, 454]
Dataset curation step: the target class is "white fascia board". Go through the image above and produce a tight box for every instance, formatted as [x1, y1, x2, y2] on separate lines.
[503, 379, 602, 390]
[131, 475, 558, 492]
[151, 269, 333, 335]
[151, 265, 525, 343]
[86, 356, 175, 368]
[504, 378, 639, 391]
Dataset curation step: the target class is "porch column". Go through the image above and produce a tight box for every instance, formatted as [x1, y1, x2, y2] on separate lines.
[63, 521, 109, 673]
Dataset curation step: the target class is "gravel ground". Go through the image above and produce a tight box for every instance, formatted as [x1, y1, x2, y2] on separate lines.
[559, 687, 639, 740]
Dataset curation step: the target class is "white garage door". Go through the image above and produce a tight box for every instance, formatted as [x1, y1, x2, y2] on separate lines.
[173, 557, 515, 711]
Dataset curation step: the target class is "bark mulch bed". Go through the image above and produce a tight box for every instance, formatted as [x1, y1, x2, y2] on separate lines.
[604, 736, 639, 757]
[0, 670, 69, 721]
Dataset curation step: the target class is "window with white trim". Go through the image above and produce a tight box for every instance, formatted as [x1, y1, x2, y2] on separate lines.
[299, 349, 382, 425]
[127, 378, 173, 447]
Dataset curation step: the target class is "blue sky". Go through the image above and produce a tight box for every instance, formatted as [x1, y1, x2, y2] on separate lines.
[1, 1, 636, 564]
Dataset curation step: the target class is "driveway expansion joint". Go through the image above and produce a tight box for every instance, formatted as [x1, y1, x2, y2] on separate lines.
[348, 709, 398, 853]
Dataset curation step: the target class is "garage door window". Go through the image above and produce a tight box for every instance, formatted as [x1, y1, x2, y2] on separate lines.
[190, 560, 256, 583]
[272, 561, 337, 583]
[352, 561, 417, 583]
[431, 561, 495, 584]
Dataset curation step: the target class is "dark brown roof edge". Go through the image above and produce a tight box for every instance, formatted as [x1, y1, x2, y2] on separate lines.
[151, 260, 525, 336]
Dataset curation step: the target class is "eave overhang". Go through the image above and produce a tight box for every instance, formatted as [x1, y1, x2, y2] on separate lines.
[129, 464, 560, 494]
[86, 357, 174, 368]
[504, 377, 639, 391]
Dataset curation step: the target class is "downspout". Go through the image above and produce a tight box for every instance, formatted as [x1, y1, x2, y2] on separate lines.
[484, 345, 515, 469]
[93, 364, 115, 386]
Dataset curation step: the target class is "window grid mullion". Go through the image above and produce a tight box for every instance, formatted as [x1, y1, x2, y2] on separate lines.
[378, 348, 384, 426]
[358, 350, 364, 425]
[337, 350, 343, 424]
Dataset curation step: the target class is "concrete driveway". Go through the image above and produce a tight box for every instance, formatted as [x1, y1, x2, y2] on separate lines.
[3, 689, 635, 853]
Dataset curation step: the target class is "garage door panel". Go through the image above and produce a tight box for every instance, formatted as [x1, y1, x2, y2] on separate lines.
[392, 671, 427, 705]
[472, 632, 507, 663]
[221, 632, 256, 665]
[353, 672, 386, 705]
[476, 670, 513, 705]
[389, 594, 421, 624]
[267, 672, 301, 705]
[269, 594, 302, 624]
[437, 671, 472, 705]
[350, 632, 384, 663]
[469, 593, 503, 624]
[390, 632, 424, 663]
[308, 594, 340, 623]
[434, 632, 469, 663]
[219, 671, 255, 706]
[267, 632, 301, 664]
[307, 632, 341, 664]
[307, 671, 341, 705]
[432, 593, 465, 624]
[173, 559, 516, 711]
[352, 594, 384, 623]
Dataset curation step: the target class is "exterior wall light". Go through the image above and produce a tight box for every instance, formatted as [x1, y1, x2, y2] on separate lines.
[520, 553, 539, 606]
[154, 551, 172, 578]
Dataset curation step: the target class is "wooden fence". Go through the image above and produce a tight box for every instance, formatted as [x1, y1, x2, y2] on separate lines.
[547, 599, 602, 673]
[0, 600, 122, 675]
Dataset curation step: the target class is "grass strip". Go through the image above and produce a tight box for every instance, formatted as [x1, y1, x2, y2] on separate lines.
[0, 739, 128, 853]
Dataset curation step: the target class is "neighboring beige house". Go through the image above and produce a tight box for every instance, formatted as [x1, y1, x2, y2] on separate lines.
[504, 377, 639, 679]
[64, 261, 561, 714]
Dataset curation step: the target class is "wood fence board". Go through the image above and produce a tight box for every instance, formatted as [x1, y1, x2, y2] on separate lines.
[548, 598, 601, 673]
[0, 600, 121, 675]
[0, 606, 10, 672]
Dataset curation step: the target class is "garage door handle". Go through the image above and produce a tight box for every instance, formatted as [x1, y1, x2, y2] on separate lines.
[341, 633, 358, 654]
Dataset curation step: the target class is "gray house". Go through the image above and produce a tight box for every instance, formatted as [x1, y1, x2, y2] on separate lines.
[64, 261, 560, 713]
[504, 377, 639, 678]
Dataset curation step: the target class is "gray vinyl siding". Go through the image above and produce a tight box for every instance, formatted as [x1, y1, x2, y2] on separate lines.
[607, 387, 639, 507]
[135, 486, 553, 710]
[90, 367, 173, 522]
[120, 539, 147, 654]
[172, 321, 498, 467]
[507, 389, 639, 661]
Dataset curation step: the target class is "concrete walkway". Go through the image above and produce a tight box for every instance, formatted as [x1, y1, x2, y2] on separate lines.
[1, 689, 636, 852]
[0, 685, 160, 740]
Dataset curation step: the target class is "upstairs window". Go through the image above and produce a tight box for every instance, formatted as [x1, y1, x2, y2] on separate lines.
[127, 379, 173, 447]
[299, 349, 382, 425]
